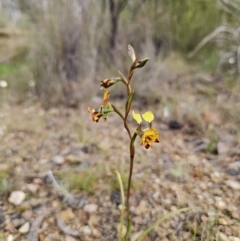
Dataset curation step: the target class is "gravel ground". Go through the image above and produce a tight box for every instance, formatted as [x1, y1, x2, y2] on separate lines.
[0, 100, 240, 241]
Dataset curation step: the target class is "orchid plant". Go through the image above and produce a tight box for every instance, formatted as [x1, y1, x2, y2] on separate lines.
[88, 45, 160, 240]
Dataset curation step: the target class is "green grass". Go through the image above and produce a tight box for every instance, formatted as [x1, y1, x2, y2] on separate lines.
[0, 171, 8, 194]
[57, 168, 100, 195]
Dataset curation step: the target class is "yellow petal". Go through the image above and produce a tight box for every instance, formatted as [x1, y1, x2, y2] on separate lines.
[142, 111, 154, 123]
[132, 111, 142, 124]
[101, 90, 110, 107]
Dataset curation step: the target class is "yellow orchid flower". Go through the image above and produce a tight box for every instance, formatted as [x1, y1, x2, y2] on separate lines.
[132, 111, 142, 124]
[88, 107, 102, 122]
[142, 111, 154, 123]
[141, 128, 160, 149]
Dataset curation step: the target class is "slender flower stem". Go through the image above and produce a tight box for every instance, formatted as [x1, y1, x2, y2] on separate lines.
[125, 132, 137, 240]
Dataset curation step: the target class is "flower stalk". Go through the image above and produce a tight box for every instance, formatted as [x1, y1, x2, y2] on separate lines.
[88, 45, 159, 240]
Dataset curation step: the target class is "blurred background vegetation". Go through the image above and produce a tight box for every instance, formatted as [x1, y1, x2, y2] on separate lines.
[0, 0, 240, 107]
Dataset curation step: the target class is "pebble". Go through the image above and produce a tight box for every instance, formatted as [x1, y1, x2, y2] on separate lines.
[88, 215, 101, 227]
[0, 163, 10, 171]
[218, 232, 230, 241]
[65, 236, 77, 241]
[7, 235, 14, 241]
[59, 208, 75, 223]
[83, 204, 98, 213]
[229, 237, 240, 241]
[215, 200, 226, 210]
[80, 225, 91, 235]
[18, 222, 30, 234]
[26, 183, 39, 194]
[225, 180, 240, 190]
[131, 231, 143, 241]
[117, 224, 127, 237]
[65, 155, 83, 164]
[12, 218, 25, 228]
[132, 216, 143, 225]
[218, 218, 228, 225]
[8, 191, 26, 206]
[134, 200, 148, 215]
[52, 155, 65, 165]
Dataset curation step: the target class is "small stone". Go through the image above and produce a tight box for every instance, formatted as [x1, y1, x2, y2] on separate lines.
[215, 200, 226, 210]
[7, 235, 14, 241]
[134, 200, 148, 215]
[59, 208, 75, 223]
[12, 218, 25, 228]
[65, 155, 83, 164]
[218, 218, 228, 226]
[26, 184, 39, 194]
[225, 180, 240, 190]
[218, 232, 230, 241]
[80, 226, 91, 235]
[33, 178, 43, 185]
[65, 236, 77, 241]
[211, 172, 222, 183]
[153, 191, 161, 201]
[132, 216, 143, 225]
[229, 237, 240, 241]
[217, 142, 230, 155]
[88, 215, 101, 227]
[83, 204, 98, 213]
[18, 222, 30, 234]
[199, 183, 207, 190]
[8, 191, 26, 206]
[52, 155, 65, 165]
[0, 163, 10, 171]
[131, 231, 143, 241]
[92, 228, 102, 238]
[117, 224, 127, 237]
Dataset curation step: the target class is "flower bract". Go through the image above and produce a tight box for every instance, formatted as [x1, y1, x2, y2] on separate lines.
[141, 128, 160, 149]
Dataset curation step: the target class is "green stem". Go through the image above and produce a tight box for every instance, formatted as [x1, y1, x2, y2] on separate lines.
[111, 103, 125, 121]
[125, 132, 137, 240]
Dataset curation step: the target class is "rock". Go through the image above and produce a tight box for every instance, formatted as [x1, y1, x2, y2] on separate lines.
[131, 231, 143, 241]
[134, 200, 149, 215]
[225, 180, 240, 190]
[7, 235, 14, 241]
[217, 142, 230, 155]
[218, 232, 230, 241]
[26, 184, 39, 194]
[132, 216, 143, 225]
[65, 154, 83, 164]
[153, 191, 161, 201]
[80, 226, 91, 235]
[12, 218, 25, 228]
[0, 163, 10, 171]
[83, 204, 98, 213]
[229, 237, 240, 241]
[18, 222, 30, 234]
[52, 155, 65, 165]
[117, 224, 127, 237]
[211, 172, 222, 183]
[59, 208, 75, 223]
[218, 218, 228, 226]
[215, 200, 226, 210]
[92, 227, 102, 238]
[8, 191, 26, 206]
[65, 236, 77, 241]
[88, 215, 101, 227]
